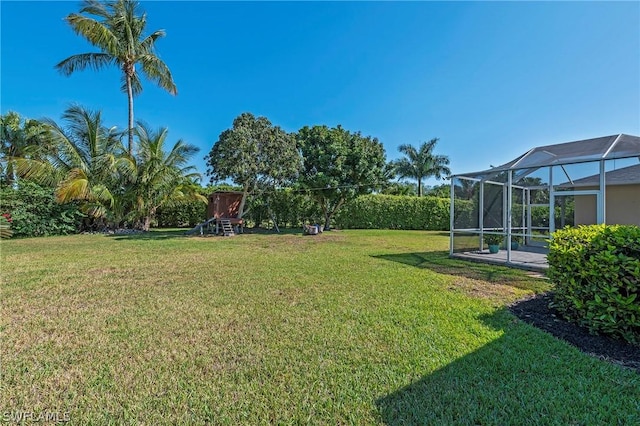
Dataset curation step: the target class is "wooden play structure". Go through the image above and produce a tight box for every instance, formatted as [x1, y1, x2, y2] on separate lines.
[186, 190, 245, 236]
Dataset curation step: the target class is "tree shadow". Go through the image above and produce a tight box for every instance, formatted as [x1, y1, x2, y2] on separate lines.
[105, 229, 188, 241]
[107, 227, 307, 241]
[375, 308, 640, 425]
[372, 251, 545, 292]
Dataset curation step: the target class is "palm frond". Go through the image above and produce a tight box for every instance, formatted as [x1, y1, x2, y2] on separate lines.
[121, 72, 143, 96]
[138, 54, 177, 95]
[13, 157, 61, 187]
[0, 216, 13, 239]
[79, 0, 110, 19]
[139, 29, 166, 51]
[63, 14, 119, 55]
[91, 184, 115, 207]
[56, 52, 115, 76]
[56, 168, 91, 203]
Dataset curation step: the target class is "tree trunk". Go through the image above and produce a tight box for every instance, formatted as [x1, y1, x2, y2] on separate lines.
[418, 177, 422, 197]
[322, 198, 345, 231]
[142, 207, 157, 232]
[126, 72, 134, 155]
[238, 182, 250, 219]
[142, 215, 151, 232]
[317, 199, 329, 231]
[5, 162, 14, 187]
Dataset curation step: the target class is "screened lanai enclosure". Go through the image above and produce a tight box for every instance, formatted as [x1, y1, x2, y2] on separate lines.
[449, 134, 640, 271]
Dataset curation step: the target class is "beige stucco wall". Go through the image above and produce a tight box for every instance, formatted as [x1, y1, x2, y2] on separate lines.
[574, 184, 640, 226]
[607, 184, 640, 226]
[574, 194, 597, 225]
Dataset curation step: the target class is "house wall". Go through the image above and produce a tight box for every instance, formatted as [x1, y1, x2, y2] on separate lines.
[574, 184, 640, 226]
[606, 184, 640, 226]
[574, 195, 597, 225]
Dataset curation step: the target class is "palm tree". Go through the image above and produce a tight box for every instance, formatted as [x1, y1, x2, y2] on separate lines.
[392, 138, 451, 197]
[1, 112, 49, 186]
[16, 105, 133, 226]
[56, 0, 177, 153]
[130, 123, 205, 231]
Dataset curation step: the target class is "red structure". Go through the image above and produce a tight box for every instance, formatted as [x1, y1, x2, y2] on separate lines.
[207, 191, 244, 232]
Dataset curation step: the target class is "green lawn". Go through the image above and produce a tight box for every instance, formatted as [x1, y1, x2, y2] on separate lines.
[1, 230, 638, 424]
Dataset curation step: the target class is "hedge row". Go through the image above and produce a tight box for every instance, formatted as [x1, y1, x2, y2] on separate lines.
[156, 200, 207, 228]
[334, 194, 453, 230]
[246, 189, 323, 229]
[156, 192, 462, 231]
[548, 224, 640, 345]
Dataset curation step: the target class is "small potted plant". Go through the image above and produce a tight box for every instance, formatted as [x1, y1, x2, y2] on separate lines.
[511, 236, 522, 250]
[484, 233, 503, 253]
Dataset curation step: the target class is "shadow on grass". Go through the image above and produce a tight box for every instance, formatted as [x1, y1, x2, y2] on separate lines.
[107, 227, 307, 241]
[375, 309, 640, 425]
[373, 251, 544, 291]
[106, 229, 188, 241]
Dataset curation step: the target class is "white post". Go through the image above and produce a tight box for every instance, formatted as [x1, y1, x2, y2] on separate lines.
[450, 178, 455, 256]
[526, 188, 531, 245]
[549, 167, 555, 236]
[502, 184, 507, 234]
[598, 160, 606, 224]
[507, 170, 513, 263]
[479, 181, 484, 252]
[521, 187, 526, 243]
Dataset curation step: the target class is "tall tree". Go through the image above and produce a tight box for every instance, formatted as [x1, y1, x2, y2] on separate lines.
[392, 138, 450, 196]
[297, 125, 387, 230]
[130, 123, 205, 231]
[206, 112, 301, 219]
[56, 0, 177, 153]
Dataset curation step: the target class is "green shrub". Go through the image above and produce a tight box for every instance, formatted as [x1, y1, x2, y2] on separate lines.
[156, 199, 207, 228]
[245, 189, 322, 229]
[548, 224, 640, 345]
[267, 189, 322, 228]
[0, 181, 84, 237]
[334, 194, 451, 230]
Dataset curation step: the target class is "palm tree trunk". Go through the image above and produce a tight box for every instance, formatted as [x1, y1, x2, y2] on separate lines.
[6, 162, 15, 187]
[143, 215, 151, 232]
[127, 73, 134, 155]
[418, 178, 422, 197]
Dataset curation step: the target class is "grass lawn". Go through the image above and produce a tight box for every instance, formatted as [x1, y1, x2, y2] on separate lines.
[1, 229, 638, 424]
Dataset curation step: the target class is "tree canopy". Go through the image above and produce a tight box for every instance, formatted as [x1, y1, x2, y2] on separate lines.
[15, 105, 127, 225]
[130, 123, 204, 231]
[0, 112, 49, 186]
[392, 138, 451, 196]
[206, 112, 301, 218]
[7, 106, 202, 232]
[56, 0, 177, 153]
[296, 125, 387, 230]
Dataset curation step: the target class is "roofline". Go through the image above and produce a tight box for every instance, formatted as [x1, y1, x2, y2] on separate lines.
[453, 133, 640, 179]
[602, 133, 622, 159]
[209, 190, 245, 195]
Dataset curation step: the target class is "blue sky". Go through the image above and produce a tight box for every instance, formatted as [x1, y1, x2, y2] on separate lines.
[1, 1, 639, 187]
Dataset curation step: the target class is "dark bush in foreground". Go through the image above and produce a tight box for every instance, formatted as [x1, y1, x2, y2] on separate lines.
[548, 224, 640, 345]
[334, 194, 451, 230]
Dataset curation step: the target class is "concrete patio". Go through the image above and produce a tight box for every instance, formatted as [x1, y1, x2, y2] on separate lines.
[451, 244, 549, 272]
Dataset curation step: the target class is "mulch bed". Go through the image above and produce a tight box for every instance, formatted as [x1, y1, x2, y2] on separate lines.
[509, 292, 639, 373]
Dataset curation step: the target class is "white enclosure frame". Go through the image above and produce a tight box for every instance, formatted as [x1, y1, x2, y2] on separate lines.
[449, 133, 640, 265]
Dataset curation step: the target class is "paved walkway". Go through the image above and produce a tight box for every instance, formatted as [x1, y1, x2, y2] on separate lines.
[452, 245, 549, 272]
